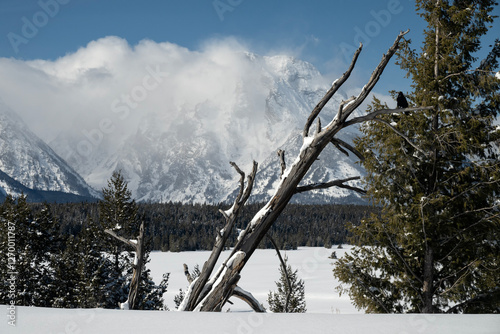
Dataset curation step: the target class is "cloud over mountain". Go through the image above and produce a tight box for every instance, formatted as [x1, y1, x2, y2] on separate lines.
[0, 37, 367, 203]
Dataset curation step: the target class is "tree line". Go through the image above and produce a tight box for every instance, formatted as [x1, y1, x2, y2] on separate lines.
[28, 200, 374, 252]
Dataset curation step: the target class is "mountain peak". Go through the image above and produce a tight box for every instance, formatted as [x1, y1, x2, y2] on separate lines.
[0, 101, 99, 200]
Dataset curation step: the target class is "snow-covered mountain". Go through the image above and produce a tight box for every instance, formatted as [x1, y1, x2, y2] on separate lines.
[50, 53, 366, 204]
[0, 102, 99, 201]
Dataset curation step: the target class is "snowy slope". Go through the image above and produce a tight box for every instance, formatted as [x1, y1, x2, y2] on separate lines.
[50, 52, 365, 204]
[0, 101, 99, 200]
[4, 248, 499, 333]
[0, 169, 97, 203]
[6, 307, 499, 334]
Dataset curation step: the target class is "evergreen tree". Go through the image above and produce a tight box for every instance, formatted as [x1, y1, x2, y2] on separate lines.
[100, 170, 139, 236]
[34, 203, 64, 307]
[0, 196, 60, 307]
[75, 220, 126, 309]
[174, 289, 185, 310]
[51, 235, 81, 308]
[334, 0, 500, 313]
[99, 171, 171, 310]
[0, 195, 17, 304]
[98, 170, 138, 308]
[134, 256, 170, 310]
[267, 256, 306, 313]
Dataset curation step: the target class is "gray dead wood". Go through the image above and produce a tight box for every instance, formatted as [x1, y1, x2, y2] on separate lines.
[105, 221, 146, 310]
[180, 162, 257, 311]
[178, 30, 435, 312]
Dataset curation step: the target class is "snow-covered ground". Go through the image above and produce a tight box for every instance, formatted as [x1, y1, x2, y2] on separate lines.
[151, 246, 358, 313]
[3, 247, 499, 333]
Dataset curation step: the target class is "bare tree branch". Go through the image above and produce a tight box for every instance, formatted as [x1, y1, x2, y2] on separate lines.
[343, 106, 434, 128]
[295, 176, 366, 195]
[105, 222, 146, 310]
[302, 43, 363, 138]
[277, 149, 286, 178]
[440, 69, 496, 82]
[180, 161, 258, 311]
[179, 29, 414, 312]
[331, 138, 365, 161]
[183, 264, 194, 284]
[316, 117, 322, 135]
[323, 29, 411, 127]
[104, 229, 138, 250]
[232, 286, 266, 312]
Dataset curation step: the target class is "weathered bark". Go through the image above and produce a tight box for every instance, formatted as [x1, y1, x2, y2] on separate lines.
[105, 221, 145, 310]
[198, 251, 246, 312]
[277, 150, 286, 178]
[232, 286, 266, 312]
[180, 30, 424, 312]
[179, 162, 257, 311]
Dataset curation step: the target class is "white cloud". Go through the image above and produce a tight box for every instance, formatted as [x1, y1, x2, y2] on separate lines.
[0, 36, 375, 179]
[0, 36, 265, 144]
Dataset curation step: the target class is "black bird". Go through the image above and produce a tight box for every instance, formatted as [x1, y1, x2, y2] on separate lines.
[396, 91, 409, 109]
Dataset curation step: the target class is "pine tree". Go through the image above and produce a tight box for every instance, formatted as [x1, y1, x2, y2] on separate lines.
[0, 195, 16, 304]
[0, 196, 63, 306]
[51, 235, 81, 308]
[99, 171, 171, 310]
[33, 203, 64, 307]
[74, 219, 125, 309]
[267, 256, 306, 313]
[334, 0, 500, 313]
[100, 170, 139, 236]
[134, 256, 170, 310]
[98, 170, 138, 308]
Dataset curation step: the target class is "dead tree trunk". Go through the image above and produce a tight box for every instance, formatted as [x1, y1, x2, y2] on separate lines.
[179, 29, 432, 312]
[105, 221, 146, 310]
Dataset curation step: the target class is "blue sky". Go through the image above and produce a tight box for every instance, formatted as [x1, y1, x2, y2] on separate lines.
[0, 0, 435, 93]
[0, 0, 498, 105]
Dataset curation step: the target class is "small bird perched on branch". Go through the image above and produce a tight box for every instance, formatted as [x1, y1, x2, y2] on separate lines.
[396, 91, 409, 109]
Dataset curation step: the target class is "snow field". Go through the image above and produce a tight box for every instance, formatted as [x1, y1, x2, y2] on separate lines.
[149, 246, 358, 313]
[3, 247, 499, 333]
[6, 307, 500, 334]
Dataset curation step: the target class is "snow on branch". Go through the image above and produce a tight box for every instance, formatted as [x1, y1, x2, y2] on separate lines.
[232, 286, 266, 313]
[104, 228, 138, 250]
[180, 161, 257, 312]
